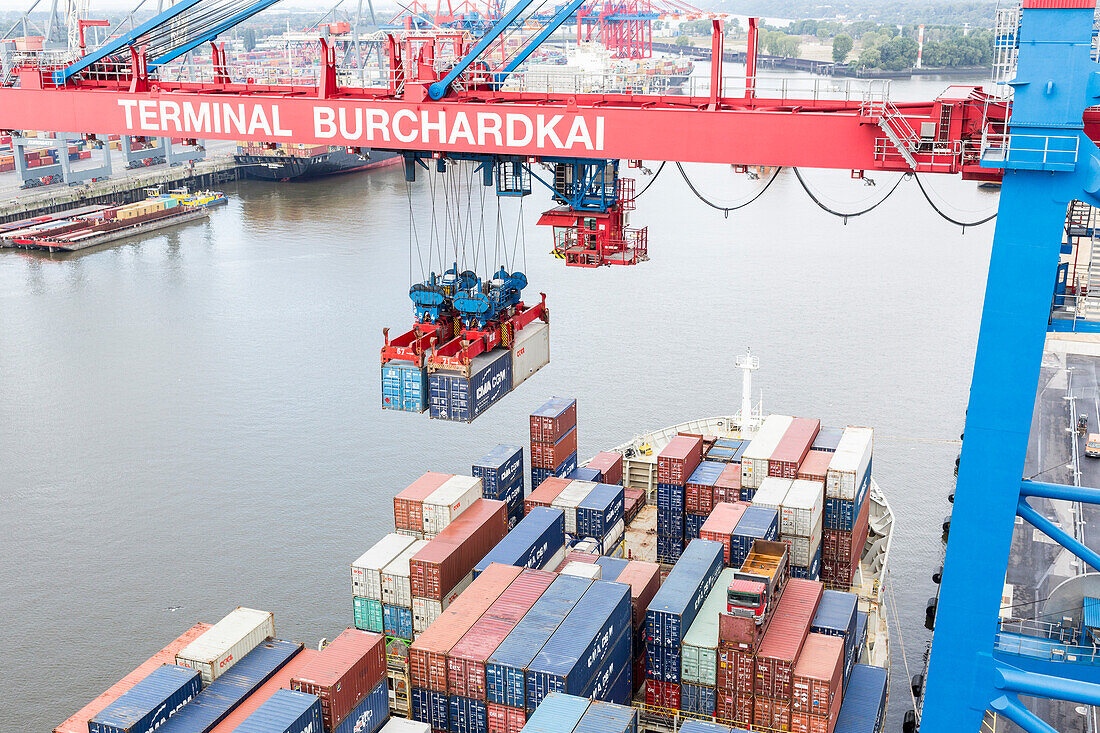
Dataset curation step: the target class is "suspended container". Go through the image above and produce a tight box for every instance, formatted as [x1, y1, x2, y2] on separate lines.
[429, 350, 513, 423]
[512, 320, 550, 388]
[382, 359, 429, 413]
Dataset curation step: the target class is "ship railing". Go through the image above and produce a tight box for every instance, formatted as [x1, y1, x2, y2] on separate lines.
[633, 702, 802, 733]
[1050, 290, 1100, 324]
[980, 132, 1080, 171]
[996, 617, 1100, 664]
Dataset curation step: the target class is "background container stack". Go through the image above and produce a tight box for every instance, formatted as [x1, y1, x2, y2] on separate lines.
[422, 476, 484, 538]
[713, 464, 741, 505]
[530, 398, 578, 488]
[778, 479, 824, 581]
[382, 539, 430, 640]
[699, 502, 748, 567]
[810, 589, 861, 689]
[394, 473, 453, 539]
[740, 415, 793, 501]
[645, 539, 724, 711]
[679, 568, 736, 718]
[290, 628, 389, 733]
[475, 508, 568, 578]
[353, 534, 416, 634]
[729, 504, 780, 569]
[473, 445, 526, 528]
[704, 438, 746, 464]
[550, 480, 598, 542]
[576, 483, 626, 555]
[517, 693, 639, 733]
[685, 461, 724, 541]
[586, 451, 624, 486]
[602, 560, 661, 697]
[822, 427, 874, 588]
[655, 435, 703, 564]
[753, 578, 823, 732]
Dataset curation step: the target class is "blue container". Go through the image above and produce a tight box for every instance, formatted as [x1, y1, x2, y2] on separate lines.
[644, 641, 680, 683]
[531, 451, 578, 488]
[429, 349, 513, 423]
[577, 484, 625, 540]
[581, 626, 631, 703]
[812, 590, 860, 688]
[656, 535, 682, 565]
[680, 720, 738, 733]
[381, 360, 428, 413]
[526, 580, 632, 711]
[532, 397, 577, 421]
[812, 427, 845, 452]
[473, 444, 524, 499]
[706, 446, 736, 461]
[383, 603, 414, 640]
[233, 689, 322, 733]
[656, 508, 683, 538]
[729, 506, 779, 568]
[575, 699, 638, 733]
[657, 483, 685, 512]
[834, 665, 888, 733]
[594, 556, 629, 579]
[90, 665, 202, 733]
[739, 487, 756, 502]
[681, 682, 717, 716]
[567, 466, 602, 482]
[159, 639, 302, 733]
[824, 478, 870, 531]
[685, 513, 706, 541]
[646, 539, 724, 649]
[486, 574, 593, 708]
[520, 692, 590, 733]
[790, 543, 822, 581]
[448, 695, 486, 733]
[411, 687, 449, 731]
[687, 461, 725, 487]
[333, 679, 388, 733]
[474, 507, 566, 577]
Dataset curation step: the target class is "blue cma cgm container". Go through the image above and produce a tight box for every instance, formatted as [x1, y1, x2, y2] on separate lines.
[411, 687, 449, 730]
[824, 470, 871, 531]
[657, 508, 684, 538]
[382, 360, 429, 413]
[159, 639, 303, 733]
[834, 665, 888, 733]
[333, 679, 388, 733]
[583, 629, 631, 704]
[656, 483, 685, 513]
[90, 664, 202, 733]
[812, 590, 860, 686]
[520, 693, 590, 733]
[574, 700, 639, 733]
[647, 539, 724, 649]
[577, 483, 625, 540]
[234, 689, 323, 733]
[855, 611, 869, 658]
[687, 461, 725, 488]
[531, 452, 579, 488]
[526, 580, 632, 711]
[567, 466, 602, 482]
[448, 695, 486, 733]
[474, 507, 566, 577]
[729, 506, 779, 568]
[429, 349, 512, 423]
[486, 574, 593, 709]
[656, 535, 683, 565]
[645, 641, 681, 683]
[473, 444, 524, 507]
[685, 513, 706, 541]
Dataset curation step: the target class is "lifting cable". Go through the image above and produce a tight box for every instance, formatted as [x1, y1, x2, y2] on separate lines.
[405, 178, 426, 284]
[675, 162, 783, 217]
[913, 173, 998, 231]
[793, 167, 907, 223]
[634, 161, 666, 200]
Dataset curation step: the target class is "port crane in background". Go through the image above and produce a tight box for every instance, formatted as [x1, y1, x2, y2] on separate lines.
[6, 0, 1100, 729]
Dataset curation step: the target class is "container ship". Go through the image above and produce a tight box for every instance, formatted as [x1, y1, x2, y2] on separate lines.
[235, 143, 402, 181]
[54, 357, 891, 733]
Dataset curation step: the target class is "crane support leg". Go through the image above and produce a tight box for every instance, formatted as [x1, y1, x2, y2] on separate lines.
[922, 2, 1100, 728]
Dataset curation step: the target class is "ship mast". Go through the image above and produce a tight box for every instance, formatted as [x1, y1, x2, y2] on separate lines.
[735, 348, 761, 433]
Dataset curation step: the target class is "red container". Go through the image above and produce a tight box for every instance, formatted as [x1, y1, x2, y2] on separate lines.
[717, 644, 755, 694]
[755, 578, 824, 700]
[700, 502, 749, 566]
[657, 435, 703, 484]
[529, 400, 577, 444]
[769, 418, 821, 479]
[531, 426, 577, 469]
[554, 551, 599, 571]
[610, 560, 661, 629]
[792, 633, 843, 723]
[792, 710, 836, 733]
[409, 563, 523, 691]
[685, 482, 714, 515]
[410, 499, 508, 600]
[587, 451, 624, 485]
[755, 695, 792, 730]
[797, 450, 832, 483]
[290, 628, 386, 731]
[714, 465, 741, 504]
[487, 703, 526, 733]
[633, 653, 646, 695]
[447, 569, 556, 698]
[716, 691, 754, 729]
[645, 679, 680, 710]
[394, 472, 452, 531]
[624, 487, 645, 523]
[525, 477, 572, 512]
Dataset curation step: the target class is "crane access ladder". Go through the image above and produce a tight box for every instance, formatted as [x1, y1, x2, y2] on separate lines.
[1063, 201, 1100, 324]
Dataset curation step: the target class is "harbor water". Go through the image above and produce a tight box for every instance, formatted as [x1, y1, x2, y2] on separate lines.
[0, 73, 993, 731]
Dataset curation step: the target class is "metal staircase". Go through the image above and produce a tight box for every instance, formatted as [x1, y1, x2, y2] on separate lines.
[867, 97, 920, 168]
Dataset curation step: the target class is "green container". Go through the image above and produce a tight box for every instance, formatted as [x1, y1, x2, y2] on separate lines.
[354, 596, 384, 633]
[681, 568, 735, 688]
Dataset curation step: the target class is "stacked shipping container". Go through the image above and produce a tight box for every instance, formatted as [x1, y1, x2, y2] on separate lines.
[753, 578, 823, 731]
[474, 508, 567, 577]
[822, 427, 874, 587]
[353, 534, 417, 634]
[655, 435, 703, 564]
[473, 445, 525, 528]
[679, 569, 737, 717]
[530, 398, 578, 487]
[685, 461, 725, 541]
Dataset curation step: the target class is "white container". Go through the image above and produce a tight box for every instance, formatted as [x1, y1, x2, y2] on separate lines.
[381, 718, 432, 732]
[601, 519, 625, 555]
[352, 533, 416, 600]
[572, 539, 600, 554]
[422, 475, 483, 536]
[512, 320, 550, 388]
[562, 561, 602, 580]
[787, 529, 822, 568]
[551, 480, 598, 534]
[175, 607, 274, 684]
[752, 477, 793, 512]
[412, 572, 473, 634]
[741, 415, 794, 489]
[826, 427, 874, 499]
[396, 528, 425, 540]
[381, 539, 429, 607]
[543, 546, 567, 571]
[780, 479, 824, 538]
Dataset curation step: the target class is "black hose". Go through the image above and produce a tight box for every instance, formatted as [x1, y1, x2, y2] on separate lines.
[634, 161, 666, 199]
[793, 167, 907, 223]
[913, 173, 997, 231]
[676, 162, 783, 216]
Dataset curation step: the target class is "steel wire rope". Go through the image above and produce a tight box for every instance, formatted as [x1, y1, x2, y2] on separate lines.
[488, 0, 557, 75]
[405, 178, 426, 283]
[886, 576, 920, 713]
[115, 0, 256, 63]
[634, 161, 666, 199]
[792, 167, 908, 222]
[428, 168, 441, 275]
[675, 162, 783, 217]
[913, 173, 998, 230]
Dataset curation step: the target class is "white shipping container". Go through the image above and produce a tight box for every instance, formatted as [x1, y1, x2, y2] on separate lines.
[422, 475, 483, 536]
[512, 320, 550, 388]
[786, 529, 822, 568]
[381, 720, 432, 733]
[352, 533, 416, 600]
[826, 427, 874, 499]
[175, 607, 274, 684]
[752, 477, 793, 512]
[562, 561, 602, 580]
[741, 415, 794, 489]
[543, 546, 567, 572]
[601, 519, 625, 555]
[412, 572, 474, 634]
[381, 539, 430, 607]
[396, 528, 425, 540]
[780, 480, 824, 537]
[551, 480, 599, 534]
[572, 539, 600, 554]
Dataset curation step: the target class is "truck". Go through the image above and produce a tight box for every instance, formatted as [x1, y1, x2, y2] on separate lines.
[726, 539, 789, 626]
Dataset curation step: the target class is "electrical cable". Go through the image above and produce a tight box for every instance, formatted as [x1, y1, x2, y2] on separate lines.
[914, 173, 997, 230]
[676, 162, 782, 216]
[793, 167, 907, 222]
[634, 161, 666, 199]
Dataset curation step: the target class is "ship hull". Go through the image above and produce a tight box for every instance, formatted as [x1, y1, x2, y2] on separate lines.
[236, 147, 402, 181]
